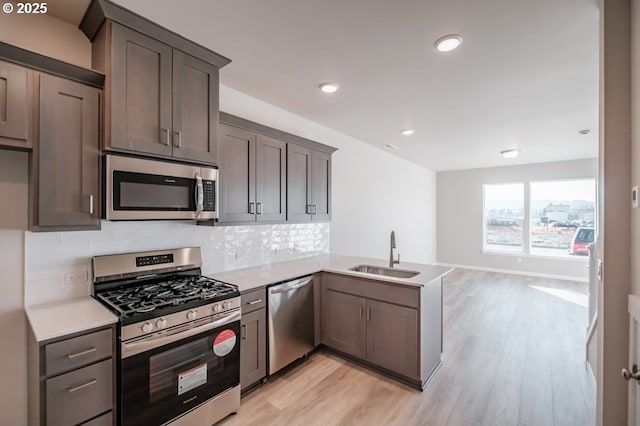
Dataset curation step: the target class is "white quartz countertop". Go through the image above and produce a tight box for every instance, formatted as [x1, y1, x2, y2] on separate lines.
[209, 254, 453, 293]
[26, 297, 118, 342]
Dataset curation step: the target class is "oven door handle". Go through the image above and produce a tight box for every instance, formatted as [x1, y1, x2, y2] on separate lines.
[122, 310, 241, 359]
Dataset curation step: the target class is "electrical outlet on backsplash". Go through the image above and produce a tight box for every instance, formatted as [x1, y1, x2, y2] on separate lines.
[24, 221, 330, 306]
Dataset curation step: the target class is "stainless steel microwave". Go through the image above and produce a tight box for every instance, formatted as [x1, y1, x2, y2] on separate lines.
[105, 155, 218, 220]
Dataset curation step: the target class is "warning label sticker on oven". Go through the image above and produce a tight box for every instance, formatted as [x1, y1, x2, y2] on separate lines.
[178, 363, 207, 396]
[213, 329, 236, 356]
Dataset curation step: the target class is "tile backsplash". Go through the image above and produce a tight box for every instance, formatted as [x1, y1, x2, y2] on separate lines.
[25, 221, 330, 306]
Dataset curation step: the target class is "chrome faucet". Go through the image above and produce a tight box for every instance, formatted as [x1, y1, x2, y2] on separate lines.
[389, 231, 400, 268]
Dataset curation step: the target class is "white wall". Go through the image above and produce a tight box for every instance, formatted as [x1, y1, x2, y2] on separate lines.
[437, 158, 597, 281]
[0, 150, 28, 426]
[220, 86, 437, 264]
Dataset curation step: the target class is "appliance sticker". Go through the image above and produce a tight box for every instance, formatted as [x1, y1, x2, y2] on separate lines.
[177, 363, 207, 396]
[213, 329, 236, 356]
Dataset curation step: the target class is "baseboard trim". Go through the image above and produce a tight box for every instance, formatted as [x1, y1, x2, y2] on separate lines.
[435, 262, 588, 282]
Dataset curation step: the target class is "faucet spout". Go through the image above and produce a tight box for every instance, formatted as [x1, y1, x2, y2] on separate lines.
[389, 231, 400, 268]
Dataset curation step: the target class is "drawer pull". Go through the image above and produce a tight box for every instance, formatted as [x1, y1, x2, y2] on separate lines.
[67, 347, 97, 359]
[67, 379, 97, 393]
[247, 299, 263, 305]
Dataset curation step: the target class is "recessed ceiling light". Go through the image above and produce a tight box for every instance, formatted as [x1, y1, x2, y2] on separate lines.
[500, 149, 521, 159]
[385, 144, 399, 150]
[434, 34, 463, 52]
[401, 129, 415, 136]
[319, 82, 339, 93]
[578, 129, 591, 135]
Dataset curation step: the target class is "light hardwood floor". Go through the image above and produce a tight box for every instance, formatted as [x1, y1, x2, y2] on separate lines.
[220, 269, 595, 426]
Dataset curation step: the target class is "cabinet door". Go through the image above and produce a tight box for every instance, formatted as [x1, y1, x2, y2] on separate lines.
[110, 23, 173, 157]
[311, 150, 331, 220]
[321, 289, 366, 358]
[172, 50, 219, 164]
[240, 308, 266, 390]
[287, 143, 312, 221]
[218, 124, 256, 222]
[256, 134, 286, 222]
[0, 61, 32, 149]
[366, 299, 419, 379]
[37, 74, 101, 229]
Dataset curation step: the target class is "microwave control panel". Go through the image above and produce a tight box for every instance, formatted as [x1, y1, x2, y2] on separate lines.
[203, 180, 216, 211]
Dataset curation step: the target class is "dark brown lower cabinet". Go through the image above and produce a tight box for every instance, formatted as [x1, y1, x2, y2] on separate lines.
[366, 299, 418, 378]
[321, 290, 366, 359]
[31, 73, 101, 230]
[240, 289, 267, 391]
[320, 273, 424, 384]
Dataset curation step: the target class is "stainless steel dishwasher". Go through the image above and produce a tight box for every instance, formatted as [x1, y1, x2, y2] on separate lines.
[268, 275, 314, 375]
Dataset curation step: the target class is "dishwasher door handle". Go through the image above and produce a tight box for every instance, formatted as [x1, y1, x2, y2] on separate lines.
[270, 278, 313, 294]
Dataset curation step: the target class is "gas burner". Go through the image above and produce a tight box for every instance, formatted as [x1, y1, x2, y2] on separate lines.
[95, 273, 240, 321]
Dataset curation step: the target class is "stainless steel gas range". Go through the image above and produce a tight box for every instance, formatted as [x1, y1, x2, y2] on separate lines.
[92, 247, 240, 426]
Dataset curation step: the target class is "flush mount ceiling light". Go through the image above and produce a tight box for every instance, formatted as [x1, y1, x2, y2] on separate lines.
[385, 144, 399, 150]
[500, 149, 521, 159]
[434, 34, 463, 52]
[319, 82, 339, 93]
[578, 129, 591, 135]
[401, 129, 415, 136]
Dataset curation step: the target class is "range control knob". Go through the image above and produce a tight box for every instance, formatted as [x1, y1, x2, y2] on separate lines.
[213, 304, 222, 313]
[141, 322, 153, 333]
[156, 318, 167, 329]
[222, 301, 231, 310]
[187, 310, 197, 321]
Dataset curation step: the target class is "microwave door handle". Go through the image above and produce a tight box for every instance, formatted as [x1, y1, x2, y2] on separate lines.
[195, 173, 204, 218]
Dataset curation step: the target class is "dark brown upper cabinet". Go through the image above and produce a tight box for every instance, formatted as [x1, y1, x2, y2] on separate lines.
[287, 144, 332, 221]
[91, 22, 221, 164]
[81, 0, 230, 165]
[32, 73, 102, 230]
[0, 60, 32, 150]
[218, 124, 286, 223]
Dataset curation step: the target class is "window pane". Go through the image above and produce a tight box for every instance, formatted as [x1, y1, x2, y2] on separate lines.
[530, 179, 596, 257]
[484, 183, 524, 252]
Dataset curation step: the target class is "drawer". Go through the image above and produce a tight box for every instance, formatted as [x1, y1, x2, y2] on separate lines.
[241, 288, 266, 313]
[46, 328, 113, 376]
[46, 359, 113, 426]
[82, 411, 113, 426]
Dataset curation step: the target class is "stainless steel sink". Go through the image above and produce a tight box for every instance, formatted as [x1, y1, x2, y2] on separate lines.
[349, 265, 419, 279]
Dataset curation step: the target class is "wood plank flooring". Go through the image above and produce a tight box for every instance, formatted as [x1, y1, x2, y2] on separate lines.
[220, 269, 595, 426]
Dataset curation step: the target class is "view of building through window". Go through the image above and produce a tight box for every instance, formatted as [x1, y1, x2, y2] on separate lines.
[530, 179, 596, 257]
[484, 183, 524, 252]
[483, 179, 596, 257]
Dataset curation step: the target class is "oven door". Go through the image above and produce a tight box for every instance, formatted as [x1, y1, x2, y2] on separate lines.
[105, 154, 218, 220]
[120, 310, 240, 426]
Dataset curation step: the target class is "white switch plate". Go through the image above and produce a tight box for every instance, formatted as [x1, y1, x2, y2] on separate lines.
[633, 186, 638, 208]
[65, 270, 88, 284]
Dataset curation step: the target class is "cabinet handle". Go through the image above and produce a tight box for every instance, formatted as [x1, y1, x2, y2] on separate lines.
[305, 204, 311, 214]
[312, 205, 317, 215]
[88, 195, 94, 215]
[162, 128, 170, 146]
[366, 307, 371, 321]
[249, 202, 255, 214]
[67, 347, 97, 359]
[68, 378, 97, 393]
[241, 324, 247, 340]
[247, 299, 263, 305]
[256, 202, 263, 214]
[174, 130, 182, 148]
[359, 306, 363, 319]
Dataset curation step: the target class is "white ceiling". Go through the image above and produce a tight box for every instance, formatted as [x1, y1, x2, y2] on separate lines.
[49, 0, 600, 171]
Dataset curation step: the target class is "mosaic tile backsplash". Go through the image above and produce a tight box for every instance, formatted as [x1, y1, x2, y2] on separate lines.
[25, 221, 330, 305]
